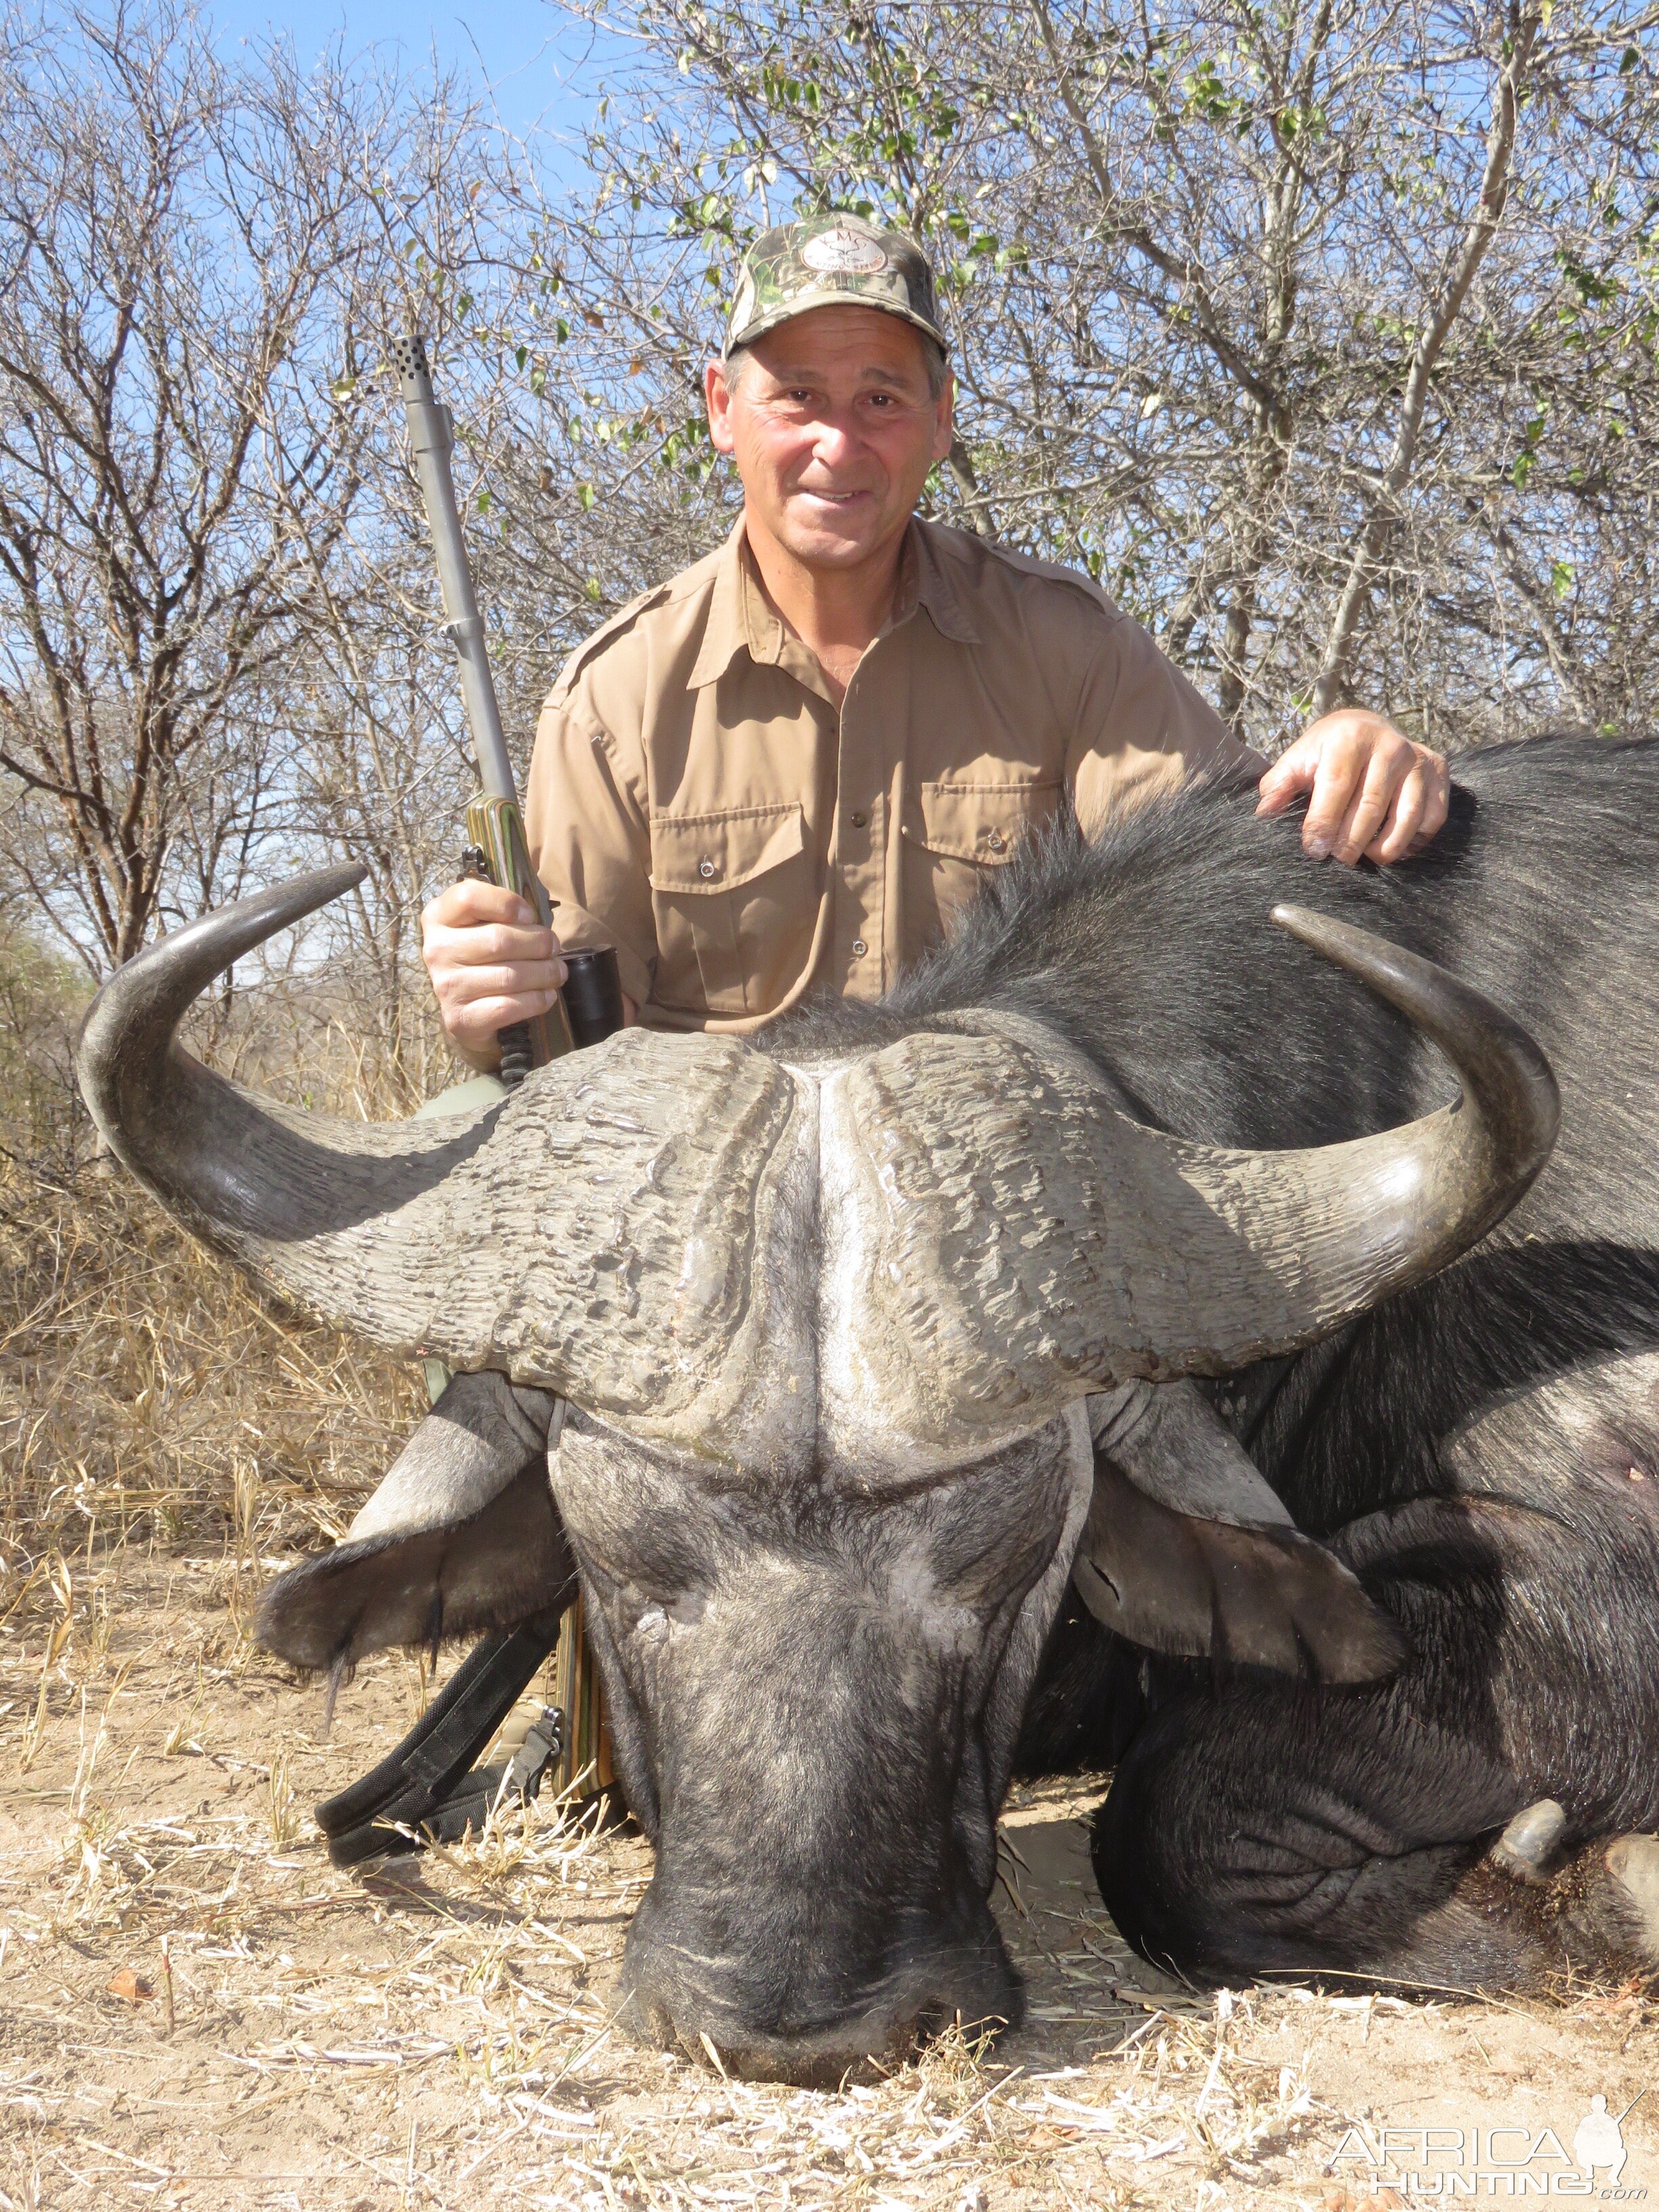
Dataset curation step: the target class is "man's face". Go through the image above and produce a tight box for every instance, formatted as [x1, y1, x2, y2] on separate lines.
[705, 305, 954, 573]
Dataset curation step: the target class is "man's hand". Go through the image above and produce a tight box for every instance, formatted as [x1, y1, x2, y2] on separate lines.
[1256, 710, 1450, 865]
[421, 879, 567, 1072]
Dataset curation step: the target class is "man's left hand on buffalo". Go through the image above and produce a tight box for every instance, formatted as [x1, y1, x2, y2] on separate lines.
[1255, 708, 1450, 866]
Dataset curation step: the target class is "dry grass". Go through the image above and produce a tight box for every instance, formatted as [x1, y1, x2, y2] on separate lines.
[0, 1153, 422, 1583]
[0, 1569, 1353, 2212]
[7, 1579, 1659, 2212]
[5, 1033, 1659, 2205]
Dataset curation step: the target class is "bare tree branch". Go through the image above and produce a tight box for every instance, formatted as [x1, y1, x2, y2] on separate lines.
[1311, 5, 1542, 714]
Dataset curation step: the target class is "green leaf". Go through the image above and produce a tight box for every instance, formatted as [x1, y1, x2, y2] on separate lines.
[1556, 249, 1619, 307]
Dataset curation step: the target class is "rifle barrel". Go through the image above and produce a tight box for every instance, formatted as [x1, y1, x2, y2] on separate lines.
[392, 334, 518, 805]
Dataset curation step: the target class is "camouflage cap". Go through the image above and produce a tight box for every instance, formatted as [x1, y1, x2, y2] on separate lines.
[723, 213, 947, 358]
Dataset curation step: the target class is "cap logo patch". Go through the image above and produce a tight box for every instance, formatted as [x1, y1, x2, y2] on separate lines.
[801, 226, 889, 274]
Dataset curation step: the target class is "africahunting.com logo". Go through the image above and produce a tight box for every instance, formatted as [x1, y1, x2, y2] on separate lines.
[1328, 2094, 1646, 2198]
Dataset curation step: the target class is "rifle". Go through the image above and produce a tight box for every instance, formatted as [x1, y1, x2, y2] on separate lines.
[392, 333, 575, 1078]
[392, 333, 616, 1802]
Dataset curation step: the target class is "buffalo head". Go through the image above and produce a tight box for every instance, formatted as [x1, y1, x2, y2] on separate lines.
[76, 864, 1557, 2078]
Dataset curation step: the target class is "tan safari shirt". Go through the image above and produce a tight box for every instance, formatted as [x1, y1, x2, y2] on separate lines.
[525, 516, 1264, 1031]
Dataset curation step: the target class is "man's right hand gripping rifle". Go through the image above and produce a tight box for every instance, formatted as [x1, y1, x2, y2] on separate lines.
[423, 875, 571, 1076]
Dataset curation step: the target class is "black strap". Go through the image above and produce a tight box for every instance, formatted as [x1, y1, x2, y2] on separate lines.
[314, 1615, 562, 1868]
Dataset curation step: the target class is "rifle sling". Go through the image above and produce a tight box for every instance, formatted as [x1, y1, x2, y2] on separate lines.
[314, 1614, 562, 1869]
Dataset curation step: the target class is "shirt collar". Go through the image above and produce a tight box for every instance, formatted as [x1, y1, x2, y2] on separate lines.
[685, 513, 979, 691]
[907, 516, 981, 646]
[686, 518, 758, 689]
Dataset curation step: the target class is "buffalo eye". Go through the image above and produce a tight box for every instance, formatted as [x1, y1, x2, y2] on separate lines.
[636, 1603, 669, 1642]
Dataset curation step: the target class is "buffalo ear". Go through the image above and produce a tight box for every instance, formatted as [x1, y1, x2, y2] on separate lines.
[1074, 1454, 1407, 1684]
[255, 1462, 576, 1675]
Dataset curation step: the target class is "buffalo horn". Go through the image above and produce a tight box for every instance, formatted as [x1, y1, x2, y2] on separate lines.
[844, 906, 1560, 1431]
[75, 866, 531, 1355]
[1137, 903, 1561, 1367]
[74, 868, 800, 1416]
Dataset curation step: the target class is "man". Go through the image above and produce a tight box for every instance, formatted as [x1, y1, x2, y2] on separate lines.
[424, 215, 1448, 1066]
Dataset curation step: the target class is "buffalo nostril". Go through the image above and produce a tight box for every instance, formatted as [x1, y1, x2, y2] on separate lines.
[672, 2006, 935, 2089]
[620, 1902, 1025, 2083]
[655, 1996, 1023, 2088]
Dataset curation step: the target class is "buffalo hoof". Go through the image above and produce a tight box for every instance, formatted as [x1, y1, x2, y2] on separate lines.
[1601, 1834, 1659, 1963]
[1488, 1798, 1566, 1886]
[1567, 1832, 1659, 1969]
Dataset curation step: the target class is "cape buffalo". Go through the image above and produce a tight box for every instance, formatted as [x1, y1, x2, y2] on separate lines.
[76, 733, 1659, 2080]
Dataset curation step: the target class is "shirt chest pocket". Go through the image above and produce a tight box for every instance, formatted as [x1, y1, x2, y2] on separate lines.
[649, 802, 809, 1017]
[901, 779, 1062, 942]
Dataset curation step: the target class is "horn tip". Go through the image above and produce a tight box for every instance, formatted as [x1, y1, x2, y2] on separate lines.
[1270, 901, 1322, 942]
[1270, 901, 1412, 987]
[75, 860, 374, 1134]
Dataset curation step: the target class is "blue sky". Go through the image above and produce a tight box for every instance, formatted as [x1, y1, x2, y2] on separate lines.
[211, 0, 616, 144]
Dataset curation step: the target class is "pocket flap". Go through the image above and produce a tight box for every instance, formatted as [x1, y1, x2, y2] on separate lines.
[907, 781, 1059, 863]
[649, 802, 805, 895]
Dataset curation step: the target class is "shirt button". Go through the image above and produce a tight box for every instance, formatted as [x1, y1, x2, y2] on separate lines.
[851, 939, 868, 958]
[850, 811, 867, 830]
[985, 829, 1006, 853]
[699, 859, 717, 880]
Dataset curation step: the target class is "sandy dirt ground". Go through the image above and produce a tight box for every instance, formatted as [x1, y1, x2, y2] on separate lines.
[4, 1549, 1658, 2211]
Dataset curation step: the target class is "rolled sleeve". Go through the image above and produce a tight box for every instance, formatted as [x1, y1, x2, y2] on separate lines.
[1068, 615, 1267, 834]
[523, 696, 657, 1010]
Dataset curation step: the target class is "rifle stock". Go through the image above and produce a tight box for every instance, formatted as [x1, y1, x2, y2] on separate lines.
[462, 793, 566, 1076]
